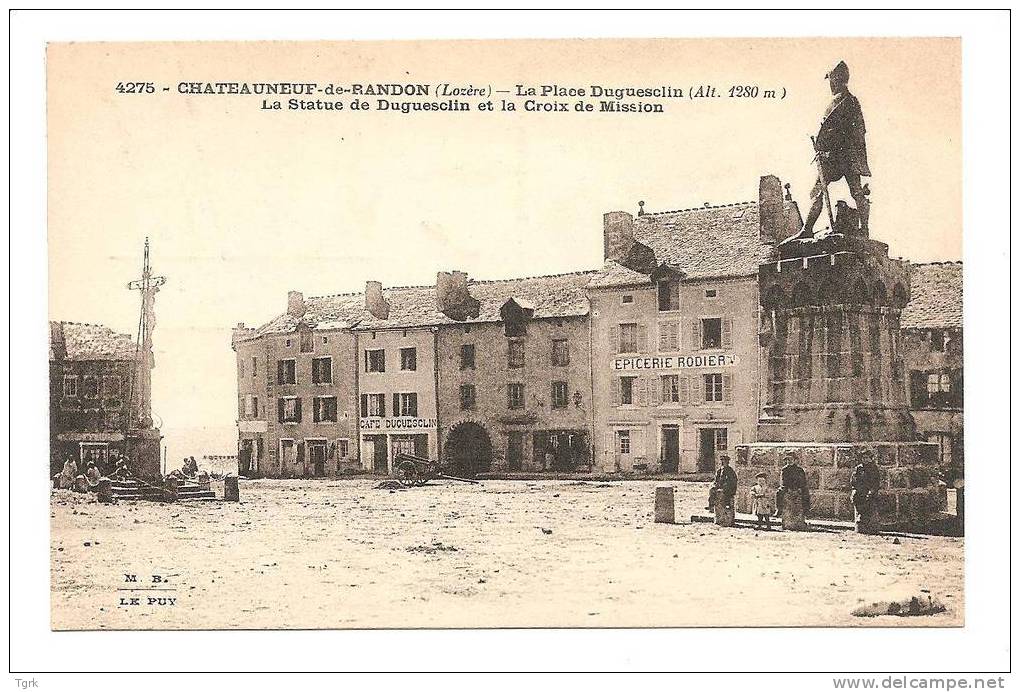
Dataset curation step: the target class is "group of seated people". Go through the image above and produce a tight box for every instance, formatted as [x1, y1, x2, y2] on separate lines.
[53, 451, 132, 492]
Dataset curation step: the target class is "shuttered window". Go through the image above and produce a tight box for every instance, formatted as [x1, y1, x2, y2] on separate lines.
[659, 321, 680, 352]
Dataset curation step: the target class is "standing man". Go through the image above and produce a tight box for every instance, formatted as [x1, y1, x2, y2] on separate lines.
[850, 448, 882, 534]
[802, 60, 871, 236]
[776, 452, 811, 515]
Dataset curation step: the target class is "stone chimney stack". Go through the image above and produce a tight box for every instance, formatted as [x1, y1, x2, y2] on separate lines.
[436, 270, 472, 313]
[287, 291, 306, 318]
[758, 175, 785, 244]
[365, 281, 390, 320]
[603, 211, 636, 261]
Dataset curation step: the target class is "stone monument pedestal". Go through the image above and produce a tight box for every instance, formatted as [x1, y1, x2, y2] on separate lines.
[735, 229, 943, 532]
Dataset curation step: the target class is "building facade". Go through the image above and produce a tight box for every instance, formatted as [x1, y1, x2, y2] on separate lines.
[232, 291, 362, 478]
[900, 262, 964, 477]
[232, 175, 962, 480]
[49, 321, 138, 476]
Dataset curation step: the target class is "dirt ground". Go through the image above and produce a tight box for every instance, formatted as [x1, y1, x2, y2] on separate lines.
[50, 479, 964, 630]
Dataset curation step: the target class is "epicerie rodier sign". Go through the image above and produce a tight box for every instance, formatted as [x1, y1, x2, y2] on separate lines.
[359, 417, 438, 431]
[611, 353, 738, 371]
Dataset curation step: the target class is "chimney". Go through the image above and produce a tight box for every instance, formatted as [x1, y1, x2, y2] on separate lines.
[365, 281, 390, 320]
[758, 175, 784, 244]
[231, 322, 255, 349]
[603, 211, 635, 261]
[436, 270, 472, 313]
[287, 291, 305, 318]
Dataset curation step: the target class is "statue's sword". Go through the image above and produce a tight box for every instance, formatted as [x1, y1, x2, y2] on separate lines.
[810, 135, 837, 231]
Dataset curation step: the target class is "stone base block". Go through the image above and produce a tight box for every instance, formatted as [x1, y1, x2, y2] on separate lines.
[714, 504, 735, 527]
[654, 486, 675, 524]
[734, 440, 941, 530]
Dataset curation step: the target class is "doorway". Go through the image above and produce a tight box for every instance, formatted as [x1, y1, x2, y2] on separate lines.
[661, 425, 680, 473]
[239, 439, 254, 476]
[445, 422, 493, 477]
[507, 432, 524, 471]
[698, 427, 727, 472]
[307, 440, 327, 477]
[364, 435, 388, 474]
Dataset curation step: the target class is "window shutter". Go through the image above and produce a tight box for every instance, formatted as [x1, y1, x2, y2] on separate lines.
[276, 361, 283, 385]
[294, 398, 302, 423]
[950, 369, 963, 407]
[659, 324, 670, 352]
[633, 429, 646, 458]
[636, 377, 648, 406]
[670, 323, 681, 351]
[670, 281, 680, 311]
[563, 343, 570, 366]
[604, 431, 615, 467]
[297, 442, 305, 464]
[611, 377, 621, 407]
[691, 320, 702, 350]
[610, 325, 619, 354]
[680, 376, 691, 404]
[649, 376, 661, 406]
[723, 374, 733, 402]
[722, 319, 734, 348]
[379, 395, 386, 418]
[277, 398, 285, 423]
[692, 375, 704, 404]
[393, 393, 400, 416]
[360, 394, 368, 418]
[637, 324, 648, 352]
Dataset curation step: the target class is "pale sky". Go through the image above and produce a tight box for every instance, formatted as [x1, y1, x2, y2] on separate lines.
[47, 38, 961, 431]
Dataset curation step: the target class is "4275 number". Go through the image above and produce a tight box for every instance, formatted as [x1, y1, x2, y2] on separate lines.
[115, 82, 156, 94]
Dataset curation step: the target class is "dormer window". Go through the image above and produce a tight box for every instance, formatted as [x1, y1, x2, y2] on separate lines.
[658, 279, 680, 312]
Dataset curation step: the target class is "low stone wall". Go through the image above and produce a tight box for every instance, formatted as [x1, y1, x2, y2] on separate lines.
[734, 441, 944, 528]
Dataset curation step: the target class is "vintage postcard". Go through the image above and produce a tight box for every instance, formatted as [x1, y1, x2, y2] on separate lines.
[46, 36, 965, 632]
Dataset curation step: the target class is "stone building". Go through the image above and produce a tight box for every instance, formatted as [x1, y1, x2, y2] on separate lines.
[586, 176, 802, 474]
[49, 321, 138, 476]
[901, 261, 964, 476]
[232, 291, 362, 478]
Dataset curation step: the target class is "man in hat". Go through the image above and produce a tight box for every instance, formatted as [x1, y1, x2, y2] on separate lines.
[776, 452, 811, 515]
[850, 448, 882, 533]
[706, 454, 738, 512]
[802, 60, 871, 236]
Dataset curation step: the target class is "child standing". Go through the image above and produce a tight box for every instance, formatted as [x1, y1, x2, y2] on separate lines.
[750, 472, 773, 530]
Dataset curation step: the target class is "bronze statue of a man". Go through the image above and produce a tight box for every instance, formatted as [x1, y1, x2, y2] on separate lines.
[803, 60, 871, 235]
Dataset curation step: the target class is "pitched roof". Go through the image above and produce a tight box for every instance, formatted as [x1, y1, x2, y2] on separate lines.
[901, 262, 963, 329]
[588, 201, 780, 288]
[49, 321, 137, 361]
[249, 271, 597, 336]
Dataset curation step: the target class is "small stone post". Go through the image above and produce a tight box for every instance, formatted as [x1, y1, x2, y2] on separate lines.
[164, 476, 179, 503]
[781, 492, 808, 531]
[96, 477, 113, 504]
[855, 501, 881, 535]
[654, 486, 674, 524]
[714, 502, 735, 527]
[224, 475, 239, 502]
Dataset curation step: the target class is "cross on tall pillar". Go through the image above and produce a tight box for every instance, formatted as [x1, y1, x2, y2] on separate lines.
[127, 238, 166, 429]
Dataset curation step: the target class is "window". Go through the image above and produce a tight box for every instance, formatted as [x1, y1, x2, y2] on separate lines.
[460, 384, 476, 411]
[507, 383, 525, 410]
[618, 430, 631, 454]
[311, 357, 332, 384]
[400, 347, 417, 371]
[62, 375, 78, 398]
[622, 294, 634, 304]
[337, 438, 350, 458]
[927, 371, 952, 407]
[930, 329, 946, 352]
[658, 280, 680, 311]
[278, 397, 301, 423]
[365, 349, 385, 373]
[393, 392, 418, 417]
[704, 373, 724, 402]
[619, 323, 638, 353]
[300, 332, 314, 353]
[705, 289, 718, 299]
[322, 337, 329, 345]
[360, 393, 386, 418]
[658, 322, 680, 352]
[251, 357, 257, 378]
[285, 338, 292, 348]
[508, 339, 525, 368]
[460, 344, 476, 370]
[313, 396, 338, 423]
[620, 376, 636, 405]
[244, 394, 258, 417]
[277, 359, 296, 385]
[81, 375, 99, 399]
[661, 375, 680, 403]
[552, 339, 569, 366]
[551, 381, 569, 409]
[701, 318, 722, 349]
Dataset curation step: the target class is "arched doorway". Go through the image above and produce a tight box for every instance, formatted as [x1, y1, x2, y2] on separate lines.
[445, 422, 493, 477]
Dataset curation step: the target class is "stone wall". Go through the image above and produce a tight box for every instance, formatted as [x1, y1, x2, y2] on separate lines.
[734, 441, 945, 527]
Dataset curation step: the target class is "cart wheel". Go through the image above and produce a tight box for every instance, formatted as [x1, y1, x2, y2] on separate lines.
[396, 462, 419, 488]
